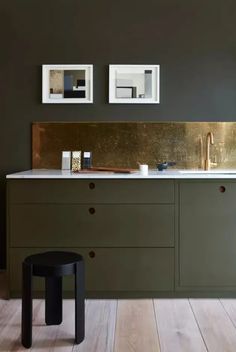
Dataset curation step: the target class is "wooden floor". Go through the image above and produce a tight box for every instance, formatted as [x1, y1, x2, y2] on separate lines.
[1, 275, 236, 351]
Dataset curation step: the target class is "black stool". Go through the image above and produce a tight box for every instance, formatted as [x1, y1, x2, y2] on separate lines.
[21, 251, 85, 348]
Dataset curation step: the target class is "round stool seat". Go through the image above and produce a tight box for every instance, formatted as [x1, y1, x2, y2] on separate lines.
[24, 251, 83, 277]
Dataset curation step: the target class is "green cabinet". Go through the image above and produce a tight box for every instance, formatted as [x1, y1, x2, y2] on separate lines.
[8, 178, 236, 296]
[179, 181, 236, 289]
[9, 178, 236, 296]
[7, 179, 175, 297]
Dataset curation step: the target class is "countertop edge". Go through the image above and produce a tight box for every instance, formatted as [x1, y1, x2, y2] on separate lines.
[6, 169, 236, 180]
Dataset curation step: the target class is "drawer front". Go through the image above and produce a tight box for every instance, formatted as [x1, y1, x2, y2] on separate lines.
[8, 179, 174, 204]
[9, 247, 174, 293]
[179, 181, 236, 288]
[10, 204, 174, 247]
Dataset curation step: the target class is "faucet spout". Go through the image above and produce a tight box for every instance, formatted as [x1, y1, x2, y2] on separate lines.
[204, 132, 214, 170]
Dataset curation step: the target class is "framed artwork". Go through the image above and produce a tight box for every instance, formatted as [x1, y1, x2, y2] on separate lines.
[109, 64, 160, 104]
[42, 64, 93, 103]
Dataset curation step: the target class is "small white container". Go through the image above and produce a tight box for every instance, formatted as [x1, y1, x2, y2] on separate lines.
[61, 151, 71, 170]
[139, 164, 148, 176]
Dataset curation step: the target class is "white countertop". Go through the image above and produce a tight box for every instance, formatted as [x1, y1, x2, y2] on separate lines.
[6, 169, 236, 179]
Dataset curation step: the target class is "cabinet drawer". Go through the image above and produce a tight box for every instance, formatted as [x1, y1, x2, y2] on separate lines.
[9, 247, 174, 294]
[8, 179, 174, 204]
[10, 204, 174, 247]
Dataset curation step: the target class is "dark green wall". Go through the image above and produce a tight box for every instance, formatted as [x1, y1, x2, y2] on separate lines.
[1, 0, 236, 267]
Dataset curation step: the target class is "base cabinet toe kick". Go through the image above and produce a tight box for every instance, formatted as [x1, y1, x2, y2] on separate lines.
[7, 179, 236, 297]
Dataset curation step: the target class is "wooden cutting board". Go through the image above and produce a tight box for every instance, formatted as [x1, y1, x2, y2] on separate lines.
[78, 167, 136, 173]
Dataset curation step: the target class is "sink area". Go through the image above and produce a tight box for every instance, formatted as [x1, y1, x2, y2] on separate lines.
[151, 169, 236, 175]
[178, 169, 236, 174]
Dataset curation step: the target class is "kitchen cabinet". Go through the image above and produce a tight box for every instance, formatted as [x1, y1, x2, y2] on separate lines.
[7, 179, 175, 297]
[7, 173, 236, 297]
[179, 181, 236, 289]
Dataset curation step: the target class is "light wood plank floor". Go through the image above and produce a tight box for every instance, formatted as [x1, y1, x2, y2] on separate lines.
[2, 276, 236, 350]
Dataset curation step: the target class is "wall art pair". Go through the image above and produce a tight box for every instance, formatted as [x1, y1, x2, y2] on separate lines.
[42, 64, 160, 104]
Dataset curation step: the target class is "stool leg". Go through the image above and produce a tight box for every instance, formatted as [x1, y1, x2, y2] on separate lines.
[21, 262, 33, 349]
[45, 276, 62, 325]
[75, 261, 85, 344]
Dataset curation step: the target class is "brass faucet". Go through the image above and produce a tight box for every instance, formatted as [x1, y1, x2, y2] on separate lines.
[204, 132, 214, 170]
[198, 135, 204, 169]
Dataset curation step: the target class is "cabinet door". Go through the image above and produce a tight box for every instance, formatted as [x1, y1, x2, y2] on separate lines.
[179, 181, 236, 288]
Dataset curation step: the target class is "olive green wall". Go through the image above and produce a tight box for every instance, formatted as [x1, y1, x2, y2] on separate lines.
[1, 0, 236, 267]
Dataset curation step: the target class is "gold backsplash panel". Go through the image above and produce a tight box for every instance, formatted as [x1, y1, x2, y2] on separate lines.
[32, 122, 236, 169]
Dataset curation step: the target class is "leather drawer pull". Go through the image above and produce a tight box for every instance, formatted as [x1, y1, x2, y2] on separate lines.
[89, 251, 96, 258]
[219, 186, 226, 193]
[89, 207, 96, 214]
[89, 182, 95, 189]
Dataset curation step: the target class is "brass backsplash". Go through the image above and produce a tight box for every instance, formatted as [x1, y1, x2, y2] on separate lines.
[32, 122, 236, 170]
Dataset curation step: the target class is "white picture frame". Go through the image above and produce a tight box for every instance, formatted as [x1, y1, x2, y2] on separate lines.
[42, 64, 93, 103]
[109, 64, 160, 104]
